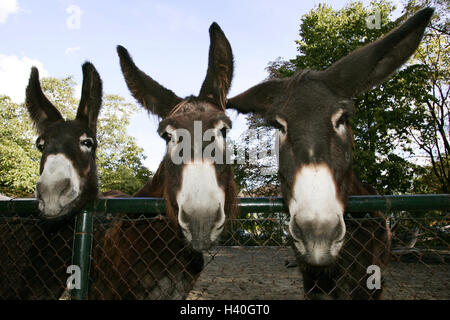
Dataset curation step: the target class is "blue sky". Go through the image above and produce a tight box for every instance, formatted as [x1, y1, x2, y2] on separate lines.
[0, 0, 400, 171]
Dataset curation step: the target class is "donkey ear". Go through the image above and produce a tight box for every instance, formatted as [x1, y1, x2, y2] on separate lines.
[320, 7, 434, 98]
[25, 67, 64, 135]
[76, 62, 103, 135]
[117, 45, 182, 118]
[226, 79, 287, 116]
[199, 22, 234, 109]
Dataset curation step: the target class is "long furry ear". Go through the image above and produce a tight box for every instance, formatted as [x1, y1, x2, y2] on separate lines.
[226, 79, 287, 116]
[25, 67, 64, 134]
[117, 45, 182, 118]
[76, 62, 103, 136]
[199, 22, 234, 109]
[319, 7, 434, 98]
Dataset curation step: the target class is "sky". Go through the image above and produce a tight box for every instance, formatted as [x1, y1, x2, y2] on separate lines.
[0, 0, 402, 171]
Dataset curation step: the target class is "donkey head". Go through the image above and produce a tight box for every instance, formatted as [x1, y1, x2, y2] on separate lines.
[227, 8, 434, 265]
[25, 62, 103, 220]
[117, 22, 236, 251]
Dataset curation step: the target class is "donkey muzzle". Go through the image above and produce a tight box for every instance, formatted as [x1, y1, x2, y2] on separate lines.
[36, 154, 81, 219]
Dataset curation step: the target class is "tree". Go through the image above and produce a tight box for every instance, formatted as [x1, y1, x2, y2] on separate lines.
[0, 76, 151, 197]
[96, 94, 151, 194]
[401, 0, 449, 193]
[0, 96, 40, 196]
[265, 0, 448, 194]
[231, 117, 280, 197]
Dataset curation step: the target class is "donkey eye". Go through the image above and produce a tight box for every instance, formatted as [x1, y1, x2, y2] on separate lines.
[273, 122, 285, 133]
[332, 110, 352, 138]
[80, 138, 94, 149]
[220, 127, 227, 139]
[36, 138, 45, 152]
[162, 132, 172, 144]
[270, 117, 287, 134]
[336, 113, 349, 128]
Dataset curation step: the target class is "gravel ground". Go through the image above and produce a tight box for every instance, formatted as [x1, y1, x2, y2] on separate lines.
[187, 246, 450, 300]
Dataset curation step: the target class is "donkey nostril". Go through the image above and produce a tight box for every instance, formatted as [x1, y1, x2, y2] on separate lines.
[36, 181, 43, 196]
[216, 222, 225, 230]
[59, 178, 72, 195]
[178, 211, 190, 232]
[38, 199, 45, 211]
[290, 221, 304, 241]
[179, 210, 189, 226]
[181, 225, 190, 234]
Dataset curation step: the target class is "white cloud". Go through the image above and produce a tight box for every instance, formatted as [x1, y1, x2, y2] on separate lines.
[0, 0, 19, 23]
[0, 54, 49, 103]
[65, 46, 80, 55]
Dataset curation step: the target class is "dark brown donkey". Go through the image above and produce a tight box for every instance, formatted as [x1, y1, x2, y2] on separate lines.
[88, 22, 237, 299]
[0, 62, 103, 299]
[226, 8, 434, 299]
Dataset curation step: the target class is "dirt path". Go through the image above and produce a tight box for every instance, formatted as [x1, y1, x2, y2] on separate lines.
[187, 246, 450, 300]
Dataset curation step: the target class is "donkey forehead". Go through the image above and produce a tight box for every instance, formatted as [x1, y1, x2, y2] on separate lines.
[41, 120, 95, 145]
[273, 78, 353, 122]
[44, 120, 93, 136]
[159, 111, 231, 132]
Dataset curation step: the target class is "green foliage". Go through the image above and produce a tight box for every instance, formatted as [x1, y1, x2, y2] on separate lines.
[0, 96, 40, 196]
[294, 1, 397, 70]
[403, 0, 449, 193]
[0, 77, 151, 197]
[231, 116, 280, 196]
[221, 213, 290, 246]
[40, 77, 78, 119]
[96, 95, 151, 194]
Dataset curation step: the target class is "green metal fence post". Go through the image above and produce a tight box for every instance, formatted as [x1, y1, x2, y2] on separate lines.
[70, 209, 93, 300]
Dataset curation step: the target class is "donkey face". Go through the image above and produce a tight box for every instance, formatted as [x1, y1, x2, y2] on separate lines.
[25, 62, 102, 220]
[227, 8, 434, 265]
[266, 76, 353, 266]
[118, 22, 236, 251]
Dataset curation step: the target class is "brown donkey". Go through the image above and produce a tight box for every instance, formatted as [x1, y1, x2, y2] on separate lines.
[226, 8, 434, 299]
[88, 22, 237, 299]
[0, 62, 103, 299]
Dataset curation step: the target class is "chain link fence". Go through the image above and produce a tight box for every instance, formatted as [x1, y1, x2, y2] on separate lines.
[0, 196, 448, 300]
[0, 215, 73, 299]
[189, 209, 449, 299]
[88, 213, 203, 299]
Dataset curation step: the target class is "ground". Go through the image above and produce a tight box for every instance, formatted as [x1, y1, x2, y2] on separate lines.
[186, 246, 450, 300]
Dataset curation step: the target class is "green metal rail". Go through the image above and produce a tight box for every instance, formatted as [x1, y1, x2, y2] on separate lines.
[1, 194, 449, 216]
[71, 210, 93, 300]
[0, 194, 449, 299]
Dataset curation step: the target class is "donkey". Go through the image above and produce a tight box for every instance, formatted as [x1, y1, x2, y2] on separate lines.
[0, 62, 103, 299]
[87, 22, 237, 299]
[226, 8, 434, 299]
[31, 65, 102, 221]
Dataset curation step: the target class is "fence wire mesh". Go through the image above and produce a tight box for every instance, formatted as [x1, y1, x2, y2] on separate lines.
[88, 213, 203, 299]
[0, 216, 73, 299]
[0, 204, 448, 300]
[187, 209, 449, 300]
